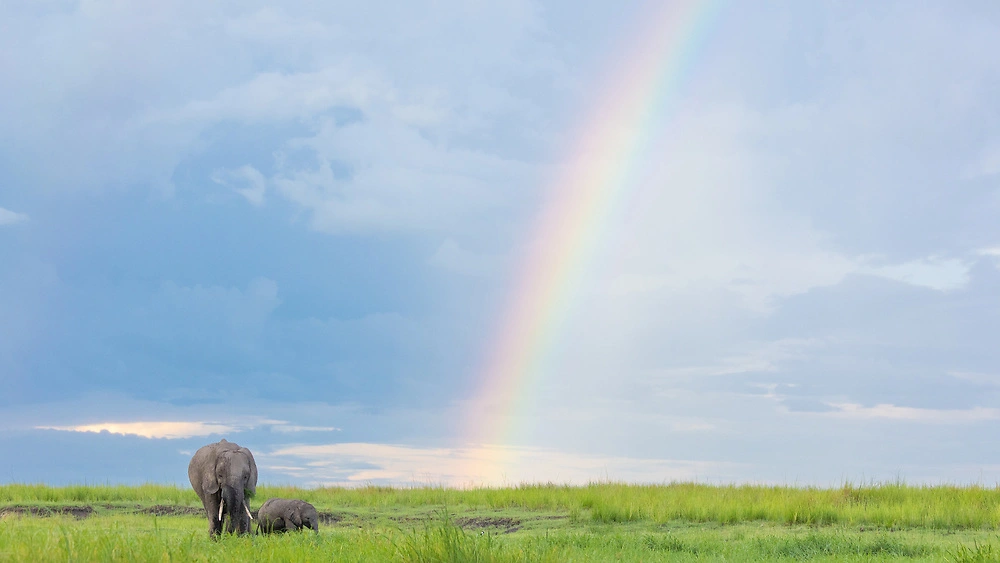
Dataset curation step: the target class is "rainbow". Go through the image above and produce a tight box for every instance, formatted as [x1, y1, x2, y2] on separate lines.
[461, 0, 724, 482]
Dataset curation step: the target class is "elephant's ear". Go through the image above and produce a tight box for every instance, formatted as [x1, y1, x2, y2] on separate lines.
[287, 507, 303, 528]
[241, 447, 258, 497]
[201, 445, 221, 495]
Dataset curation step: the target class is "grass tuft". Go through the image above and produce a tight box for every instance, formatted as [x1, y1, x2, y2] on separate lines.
[953, 540, 1000, 563]
[397, 511, 504, 563]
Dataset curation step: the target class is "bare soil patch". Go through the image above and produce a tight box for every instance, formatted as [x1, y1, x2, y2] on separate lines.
[141, 505, 203, 517]
[0, 504, 207, 520]
[318, 512, 343, 525]
[455, 516, 522, 534]
[0, 505, 95, 520]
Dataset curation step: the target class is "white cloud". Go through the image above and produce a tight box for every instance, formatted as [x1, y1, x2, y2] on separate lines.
[948, 371, 1000, 387]
[156, 66, 384, 125]
[270, 114, 535, 234]
[821, 403, 1000, 423]
[651, 339, 823, 379]
[269, 423, 341, 434]
[36, 418, 339, 439]
[211, 165, 267, 206]
[978, 247, 1000, 270]
[575, 102, 860, 314]
[37, 421, 237, 439]
[862, 256, 970, 291]
[0, 207, 28, 225]
[260, 442, 746, 487]
[0, 0, 555, 208]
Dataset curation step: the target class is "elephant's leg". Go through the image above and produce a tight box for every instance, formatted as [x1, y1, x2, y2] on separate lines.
[203, 494, 223, 537]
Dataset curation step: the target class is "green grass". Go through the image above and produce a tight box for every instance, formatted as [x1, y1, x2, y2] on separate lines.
[3, 482, 1000, 561]
[6, 481, 1000, 530]
[0, 483, 198, 505]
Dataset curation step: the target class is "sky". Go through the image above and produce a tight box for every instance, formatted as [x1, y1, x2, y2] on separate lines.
[2, 0, 1000, 488]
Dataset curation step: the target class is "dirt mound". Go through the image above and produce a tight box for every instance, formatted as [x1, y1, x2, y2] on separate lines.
[0, 505, 94, 520]
[455, 516, 522, 534]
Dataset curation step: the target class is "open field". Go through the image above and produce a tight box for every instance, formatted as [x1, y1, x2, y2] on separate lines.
[2, 482, 1000, 561]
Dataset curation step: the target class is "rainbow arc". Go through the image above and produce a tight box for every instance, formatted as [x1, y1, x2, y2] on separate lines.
[461, 0, 725, 484]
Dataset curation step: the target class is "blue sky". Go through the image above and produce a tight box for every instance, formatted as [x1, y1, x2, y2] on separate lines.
[2, 0, 1000, 487]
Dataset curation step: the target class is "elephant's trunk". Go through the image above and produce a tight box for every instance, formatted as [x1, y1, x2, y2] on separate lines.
[221, 485, 250, 534]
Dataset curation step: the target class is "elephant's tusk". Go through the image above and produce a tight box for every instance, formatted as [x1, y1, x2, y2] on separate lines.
[244, 502, 254, 520]
[218, 499, 225, 521]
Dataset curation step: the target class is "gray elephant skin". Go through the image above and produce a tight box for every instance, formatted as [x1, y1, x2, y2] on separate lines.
[256, 498, 320, 534]
[188, 439, 258, 536]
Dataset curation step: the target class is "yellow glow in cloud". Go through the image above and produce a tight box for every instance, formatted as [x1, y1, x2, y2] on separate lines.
[37, 421, 236, 439]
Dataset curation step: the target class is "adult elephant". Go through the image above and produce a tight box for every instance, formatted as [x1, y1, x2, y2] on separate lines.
[256, 498, 320, 534]
[188, 439, 258, 536]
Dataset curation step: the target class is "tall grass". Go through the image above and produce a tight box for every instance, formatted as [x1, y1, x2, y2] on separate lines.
[4, 481, 1000, 529]
[262, 481, 1000, 530]
[2, 512, 986, 562]
[576, 482, 1000, 529]
[0, 483, 198, 505]
[0, 513, 547, 563]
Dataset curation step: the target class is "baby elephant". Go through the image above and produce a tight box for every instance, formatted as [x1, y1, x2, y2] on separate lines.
[256, 498, 320, 534]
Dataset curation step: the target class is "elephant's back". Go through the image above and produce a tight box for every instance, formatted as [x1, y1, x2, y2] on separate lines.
[258, 498, 284, 513]
[187, 443, 216, 494]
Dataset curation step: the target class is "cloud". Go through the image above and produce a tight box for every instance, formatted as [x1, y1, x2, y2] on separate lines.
[948, 371, 1000, 387]
[0, 0, 555, 210]
[260, 442, 746, 487]
[270, 424, 341, 434]
[427, 239, 500, 277]
[978, 247, 1000, 269]
[649, 339, 823, 379]
[156, 66, 382, 125]
[270, 114, 535, 234]
[152, 277, 281, 337]
[820, 403, 1000, 424]
[37, 421, 238, 439]
[0, 207, 28, 225]
[575, 102, 861, 314]
[862, 256, 970, 291]
[211, 165, 267, 206]
[963, 143, 1000, 179]
[3, 0, 1000, 489]
[35, 418, 339, 439]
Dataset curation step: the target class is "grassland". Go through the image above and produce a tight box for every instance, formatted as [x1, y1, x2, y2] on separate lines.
[2, 482, 1000, 561]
